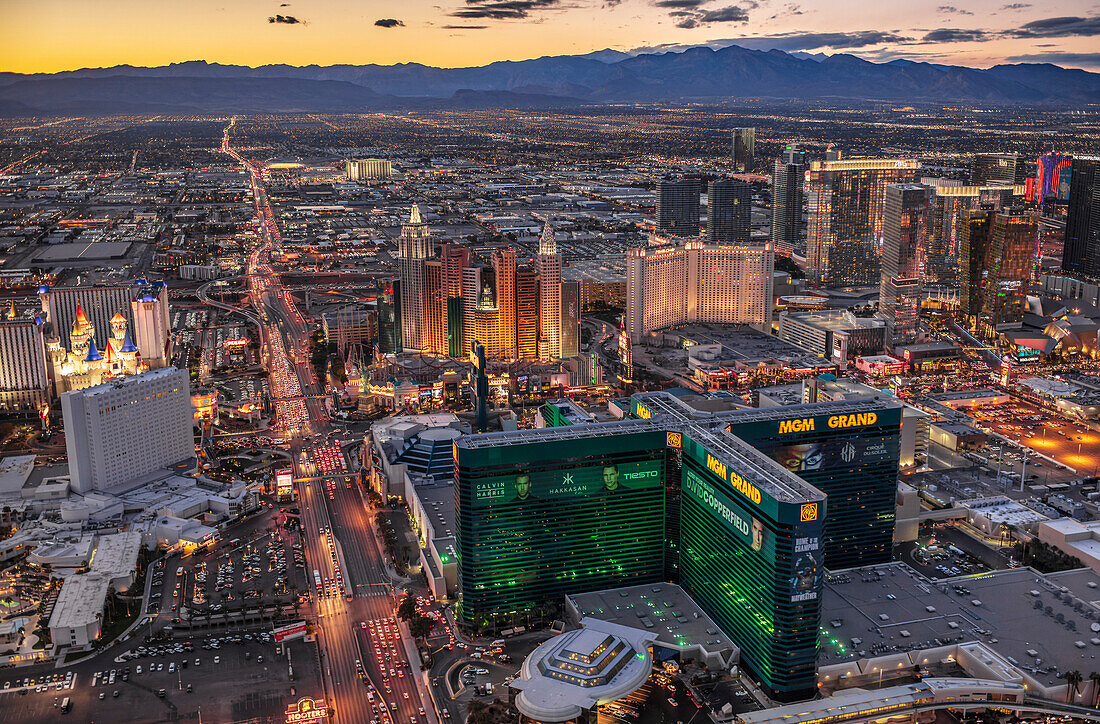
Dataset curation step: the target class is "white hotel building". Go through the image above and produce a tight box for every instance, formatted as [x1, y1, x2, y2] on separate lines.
[346, 158, 392, 181]
[626, 240, 773, 344]
[61, 367, 194, 494]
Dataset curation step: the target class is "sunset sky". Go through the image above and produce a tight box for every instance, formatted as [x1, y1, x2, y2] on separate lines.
[1, 0, 1098, 73]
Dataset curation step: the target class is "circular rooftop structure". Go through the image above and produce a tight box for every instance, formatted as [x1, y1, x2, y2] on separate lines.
[419, 428, 461, 443]
[779, 295, 830, 311]
[511, 618, 658, 723]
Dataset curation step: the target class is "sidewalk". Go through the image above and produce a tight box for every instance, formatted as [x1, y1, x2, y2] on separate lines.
[396, 617, 441, 724]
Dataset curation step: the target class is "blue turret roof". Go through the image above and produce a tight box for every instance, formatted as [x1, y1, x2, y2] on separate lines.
[120, 330, 138, 354]
[84, 339, 103, 362]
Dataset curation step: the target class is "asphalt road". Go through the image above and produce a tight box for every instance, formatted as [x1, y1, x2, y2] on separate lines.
[226, 118, 431, 724]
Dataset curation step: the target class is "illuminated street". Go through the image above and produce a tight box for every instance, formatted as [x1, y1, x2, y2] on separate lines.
[222, 118, 430, 724]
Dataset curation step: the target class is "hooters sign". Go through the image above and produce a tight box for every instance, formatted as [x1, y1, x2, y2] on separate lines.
[286, 697, 328, 723]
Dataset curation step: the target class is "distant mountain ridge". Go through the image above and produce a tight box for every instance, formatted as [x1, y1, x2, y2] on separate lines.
[1, 45, 1097, 115]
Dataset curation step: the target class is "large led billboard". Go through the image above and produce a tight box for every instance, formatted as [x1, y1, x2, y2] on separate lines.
[727, 406, 901, 568]
[276, 468, 294, 499]
[468, 459, 662, 506]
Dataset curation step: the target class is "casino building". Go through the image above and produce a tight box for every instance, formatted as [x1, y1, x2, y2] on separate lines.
[455, 390, 902, 701]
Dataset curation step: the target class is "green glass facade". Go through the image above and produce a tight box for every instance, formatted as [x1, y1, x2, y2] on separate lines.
[455, 392, 899, 702]
[677, 432, 823, 701]
[726, 407, 901, 569]
[456, 431, 667, 629]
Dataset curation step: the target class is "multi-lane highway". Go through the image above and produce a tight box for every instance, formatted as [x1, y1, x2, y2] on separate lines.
[222, 117, 431, 724]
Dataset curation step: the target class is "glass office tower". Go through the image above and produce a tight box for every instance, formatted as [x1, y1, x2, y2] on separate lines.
[656, 179, 701, 236]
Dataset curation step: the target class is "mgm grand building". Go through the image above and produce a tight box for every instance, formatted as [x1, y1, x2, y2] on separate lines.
[455, 391, 902, 702]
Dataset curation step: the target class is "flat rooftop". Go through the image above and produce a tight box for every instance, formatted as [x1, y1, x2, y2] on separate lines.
[928, 389, 1010, 403]
[820, 562, 1100, 688]
[70, 366, 185, 398]
[674, 324, 826, 365]
[0, 455, 35, 496]
[411, 477, 456, 540]
[785, 310, 886, 332]
[568, 583, 737, 660]
[32, 240, 133, 262]
[90, 531, 142, 579]
[48, 573, 110, 630]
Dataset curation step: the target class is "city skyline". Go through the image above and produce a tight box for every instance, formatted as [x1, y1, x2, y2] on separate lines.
[1, 3, 1100, 711]
[1, 0, 1099, 73]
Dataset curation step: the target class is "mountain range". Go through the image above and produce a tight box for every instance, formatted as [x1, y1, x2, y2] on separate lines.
[2, 44, 1098, 115]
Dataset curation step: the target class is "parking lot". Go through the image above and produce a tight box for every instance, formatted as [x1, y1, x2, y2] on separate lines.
[187, 532, 301, 612]
[148, 516, 308, 620]
[964, 399, 1100, 477]
[897, 525, 996, 579]
[0, 633, 323, 723]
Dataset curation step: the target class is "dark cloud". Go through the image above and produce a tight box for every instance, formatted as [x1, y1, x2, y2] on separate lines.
[633, 30, 913, 54]
[450, 0, 560, 19]
[761, 30, 911, 49]
[1002, 3, 1031, 9]
[673, 3, 750, 28]
[921, 28, 990, 42]
[1004, 51, 1100, 67]
[1009, 15, 1100, 37]
[937, 5, 974, 14]
[699, 6, 749, 22]
[374, 18, 405, 27]
[268, 14, 300, 23]
[279, 3, 289, 6]
[655, 0, 708, 7]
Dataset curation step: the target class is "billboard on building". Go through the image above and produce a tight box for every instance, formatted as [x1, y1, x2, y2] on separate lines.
[273, 620, 308, 642]
[276, 468, 294, 499]
[676, 427, 824, 701]
[456, 431, 667, 625]
[469, 459, 661, 505]
[1037, 153, 1072, 202]
[726, 407, 901, 569]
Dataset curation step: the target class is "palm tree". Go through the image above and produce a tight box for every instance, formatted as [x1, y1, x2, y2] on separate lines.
[1089, 671, 1100, 709]
[1063, 670, 1083, 703]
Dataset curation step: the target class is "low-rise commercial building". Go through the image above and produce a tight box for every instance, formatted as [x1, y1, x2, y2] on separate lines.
[779, 310, 886, 364]
[47, 572, 109, 651]
[1038, 518, 1100, 574]
[510, 618, 658, 723]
